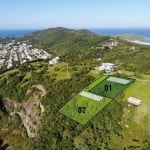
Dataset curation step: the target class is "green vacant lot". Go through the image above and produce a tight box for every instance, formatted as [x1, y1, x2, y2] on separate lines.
[90, 77, 135, 99]
[110, 80, 150, 149]
[123, 80, 150, 130]
[59, 95, 111, 125]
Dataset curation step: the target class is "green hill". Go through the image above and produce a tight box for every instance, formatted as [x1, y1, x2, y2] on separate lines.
[24, 27, 108, 55]
[24, 27, 150, 74]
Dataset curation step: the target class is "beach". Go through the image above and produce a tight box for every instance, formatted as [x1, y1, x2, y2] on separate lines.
[132, 40, 150, 45]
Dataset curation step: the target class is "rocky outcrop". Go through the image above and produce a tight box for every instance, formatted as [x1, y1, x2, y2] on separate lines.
[3, 84, 46, 138]
[0, 139, 13, 150]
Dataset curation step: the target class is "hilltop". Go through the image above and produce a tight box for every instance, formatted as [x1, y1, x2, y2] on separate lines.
[25, 27, 99, 46]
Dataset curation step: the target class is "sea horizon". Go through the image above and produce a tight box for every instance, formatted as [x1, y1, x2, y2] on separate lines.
[0, 28, 150, 38]
[89, 28, 150, 38]
[0, 29, 40, 37]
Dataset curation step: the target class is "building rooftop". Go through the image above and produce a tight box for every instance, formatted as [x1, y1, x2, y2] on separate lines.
[128, 97, 142, 106]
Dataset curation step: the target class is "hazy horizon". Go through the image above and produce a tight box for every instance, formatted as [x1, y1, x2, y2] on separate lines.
[0, 27, 150, 31]
[0, 27, 150, 38]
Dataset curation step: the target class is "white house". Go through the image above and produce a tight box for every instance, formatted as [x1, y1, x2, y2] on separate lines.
[95, 63, 115, 73]
[127, 97, 142, 106]
[129, 46, 136, 52]
[49, 56, 61, 65]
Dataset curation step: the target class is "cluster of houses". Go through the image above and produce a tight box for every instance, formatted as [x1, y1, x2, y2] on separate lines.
[91, 40, 118, 50]
[101, 41, 118, 50]
[0, 41, 52, 70]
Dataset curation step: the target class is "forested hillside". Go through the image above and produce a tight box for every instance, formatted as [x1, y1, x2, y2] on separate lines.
[24, 27, 150, 74]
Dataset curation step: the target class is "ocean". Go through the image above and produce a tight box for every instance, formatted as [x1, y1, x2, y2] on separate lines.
[0, 29, 39, 37]
[0, 28, 150, 38]
[89, 28, 150, 38]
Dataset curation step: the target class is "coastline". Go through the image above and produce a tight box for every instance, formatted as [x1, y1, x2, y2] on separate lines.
[89, 28, 150, 38]
[132, 40, 150, 45]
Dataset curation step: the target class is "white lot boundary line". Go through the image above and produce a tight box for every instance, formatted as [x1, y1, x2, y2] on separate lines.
[107, 76, 130, 85]
[79, 91, 103, 101]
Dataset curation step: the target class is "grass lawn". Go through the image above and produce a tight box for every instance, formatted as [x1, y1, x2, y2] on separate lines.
[89, 77, 135, 99]
[59, 95, 111, 125]
[123, 80, 150, 130]
[110, 80, 150, 148]
[105, 79, 150, 149]
[47, 62, 69, 80]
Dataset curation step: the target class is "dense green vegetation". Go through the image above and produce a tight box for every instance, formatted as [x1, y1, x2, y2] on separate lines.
[0, 28, 150, 149]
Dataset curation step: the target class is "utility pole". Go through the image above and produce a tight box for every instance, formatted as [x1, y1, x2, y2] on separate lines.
[67, 63, 69, 79]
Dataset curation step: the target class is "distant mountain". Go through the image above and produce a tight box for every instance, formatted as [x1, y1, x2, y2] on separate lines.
[115, 33, 150, 42]
[24, 27, 109, 56]
[29, 27, 98, 38]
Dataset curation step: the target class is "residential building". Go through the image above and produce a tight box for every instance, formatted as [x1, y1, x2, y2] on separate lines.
[49, 56, 61, 65]
[127, 97, 142, 106]
[95, 63, 115, 73]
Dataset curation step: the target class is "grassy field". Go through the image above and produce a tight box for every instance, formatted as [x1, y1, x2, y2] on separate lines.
[110, 79, 150, 149]
[43, 62, 68, 80]
[123, 80, 150, 130]
[89, 77, 135, 99]
[59, 95, 111, 125]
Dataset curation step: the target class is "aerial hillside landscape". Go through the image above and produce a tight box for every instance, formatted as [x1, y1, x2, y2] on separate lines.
[0, 27, 150, 149]
[1, 0, 150, 149]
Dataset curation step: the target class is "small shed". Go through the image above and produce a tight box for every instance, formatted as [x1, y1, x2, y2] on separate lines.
[127, 97, 142, 106]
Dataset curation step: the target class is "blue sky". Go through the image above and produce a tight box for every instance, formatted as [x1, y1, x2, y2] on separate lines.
[0, 0, 150, 29]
